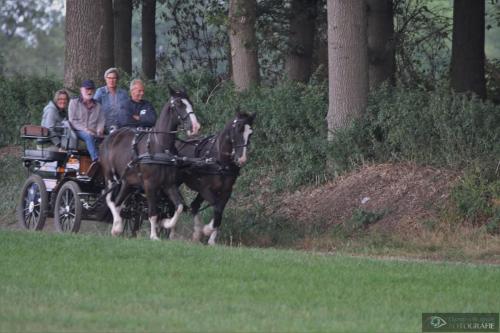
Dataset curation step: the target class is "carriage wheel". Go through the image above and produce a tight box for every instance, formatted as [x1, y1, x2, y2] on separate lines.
[121, 193, 145, 238]
[54, 181, 82, 233]
[16, 174, 48, 230]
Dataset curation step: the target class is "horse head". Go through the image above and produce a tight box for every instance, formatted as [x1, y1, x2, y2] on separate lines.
[168, 86, 200, 136]
[226, 111, 255, 167]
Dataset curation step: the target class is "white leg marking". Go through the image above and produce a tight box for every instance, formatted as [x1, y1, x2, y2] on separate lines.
[162, 204, 183, 229]
[106, 182, 123, 236]
[192, 214, 203, 241]
[149, 215, 160, 240]
[207, 229, 218, 246]
[202, 219, 215, 237]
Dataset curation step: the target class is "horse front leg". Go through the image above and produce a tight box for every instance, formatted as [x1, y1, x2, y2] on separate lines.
[106, 180, 124, 236]
[161, 186, 184, 240]
[144, 187, 160, 241]
[203, 201, 228, 246]
[202, 190, 231, 245]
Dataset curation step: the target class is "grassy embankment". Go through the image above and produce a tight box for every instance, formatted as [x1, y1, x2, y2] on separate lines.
[1, 230, 499, 333]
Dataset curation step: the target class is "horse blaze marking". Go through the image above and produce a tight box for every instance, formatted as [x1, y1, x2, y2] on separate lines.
[241, 124, 253, 162]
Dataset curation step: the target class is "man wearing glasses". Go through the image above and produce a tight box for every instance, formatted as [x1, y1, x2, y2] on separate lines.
[94, 67, 129, 133]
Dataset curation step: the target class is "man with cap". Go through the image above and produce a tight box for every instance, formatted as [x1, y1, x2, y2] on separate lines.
[94, 67, 129, 133]
[68, 79, 105, 161]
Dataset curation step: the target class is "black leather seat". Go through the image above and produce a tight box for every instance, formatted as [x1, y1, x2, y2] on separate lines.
[22, 149, 67, 162]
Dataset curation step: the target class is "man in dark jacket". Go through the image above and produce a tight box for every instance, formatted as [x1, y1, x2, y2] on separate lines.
[118, 79, 157, 128]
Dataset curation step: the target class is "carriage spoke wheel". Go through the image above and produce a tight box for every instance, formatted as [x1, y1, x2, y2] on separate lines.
[121, 193, 145, 238]
[17, 174, 48, 230]
[54, 181, 82, 233]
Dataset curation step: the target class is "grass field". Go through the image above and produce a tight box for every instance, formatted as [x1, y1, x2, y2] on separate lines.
[0, 230, 499, 333]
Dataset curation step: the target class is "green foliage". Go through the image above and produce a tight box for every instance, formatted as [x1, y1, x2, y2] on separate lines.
[345, 209, 385, 232]
[0, 75, 61, 146]
[0, 0, 64, 77]
[451, 164, 500, 225]
[0, 155, 25, 224]
[194, 79, 330, 191]
[329, 84, 500, 170]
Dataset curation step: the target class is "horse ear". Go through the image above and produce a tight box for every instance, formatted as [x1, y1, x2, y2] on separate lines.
[250, 112, 256, 123]
[168, 85, 176, 96]
[235, 105, 241, 117]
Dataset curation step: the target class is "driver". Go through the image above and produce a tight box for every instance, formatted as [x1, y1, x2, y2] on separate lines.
[118, 79, 157, 129]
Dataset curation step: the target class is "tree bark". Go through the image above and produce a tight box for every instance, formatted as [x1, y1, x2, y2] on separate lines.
[450, 0, 486, 98]
[114, 0, 132, 74]
[285, 0, 318, 83]
[64, 0, 114, 89]
[229, 0, 259, 92]
[142, 0, 156, 80]
[326, 0, 368, 141]
[367, 0, 395, 90]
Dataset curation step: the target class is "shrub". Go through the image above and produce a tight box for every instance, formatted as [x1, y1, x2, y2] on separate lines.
[329, 84, 500, 170]
[0, 75, 61, 146]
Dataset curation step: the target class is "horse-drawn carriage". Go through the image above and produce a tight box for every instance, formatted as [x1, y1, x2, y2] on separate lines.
[16, 89, 255, 244]
[16, 123, 151, 235]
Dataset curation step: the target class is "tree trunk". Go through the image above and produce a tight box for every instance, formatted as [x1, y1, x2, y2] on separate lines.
[326, 0, 368, 141]
[450, 0, 486, 99]
[229, 0, 259, 92]
[367, 0, 395, 90]
[64, 0, 114, 89]
[114, 0, 132, 74]
[142, 0, 156, 80]
[285, 0, 318, 83]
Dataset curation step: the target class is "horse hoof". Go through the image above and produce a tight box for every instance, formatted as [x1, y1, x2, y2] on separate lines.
[162, 218, 175, 229]
[150, 236, 160, 241]
[202, 225, 214, 237]
[111, 228, 122, 236]
[192, 231, 202, 242]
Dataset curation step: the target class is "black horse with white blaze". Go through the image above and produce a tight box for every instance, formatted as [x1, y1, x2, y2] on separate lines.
[174, 112, 255, 245]
[100, 87, 200, 240]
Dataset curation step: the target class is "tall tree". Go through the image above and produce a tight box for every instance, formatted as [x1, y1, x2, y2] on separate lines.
[64, 0, 114, 89]
[114, 0, 133, 74]
[229, 0, 259, 91]
[367, 0, 395, 90]
[142, 0, 156, 80]
[285, 0, 318, 83]
[326, 0, 368, 141]
[450, 0, 486, 98]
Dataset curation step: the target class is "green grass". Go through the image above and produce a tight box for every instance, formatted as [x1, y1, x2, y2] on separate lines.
[0, 231, 499, 333]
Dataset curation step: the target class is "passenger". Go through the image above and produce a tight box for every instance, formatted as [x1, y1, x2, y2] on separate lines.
[94, 67, 129, 133]
[118, 79, 157, 129]
[68, 80, 105, 161]
[41, 89, 70, 150]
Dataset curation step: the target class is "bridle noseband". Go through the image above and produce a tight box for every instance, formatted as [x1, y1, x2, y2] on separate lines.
[170, 97, 194, 123]
[226, 119, 252, 163]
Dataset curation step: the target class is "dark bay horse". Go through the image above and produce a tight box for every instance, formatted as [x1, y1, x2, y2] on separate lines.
[175, 112, 255, 245]
[100, 88, 201, 240]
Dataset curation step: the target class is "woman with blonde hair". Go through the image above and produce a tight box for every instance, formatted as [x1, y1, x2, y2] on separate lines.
[41, 89, 70, 149]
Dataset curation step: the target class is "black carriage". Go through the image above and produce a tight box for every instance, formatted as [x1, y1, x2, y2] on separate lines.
[16, 125, 150, 236]
[16, 109, 254, 244]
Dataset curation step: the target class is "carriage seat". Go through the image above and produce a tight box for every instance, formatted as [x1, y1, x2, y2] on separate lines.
[22, 149, 67, 162]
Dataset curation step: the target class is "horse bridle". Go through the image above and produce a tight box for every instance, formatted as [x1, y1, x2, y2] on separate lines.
[170, 97, 194, 123]
[225, 119, 252, 162]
